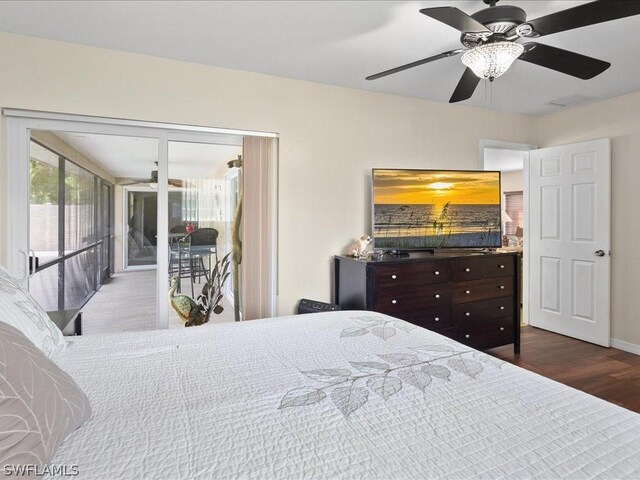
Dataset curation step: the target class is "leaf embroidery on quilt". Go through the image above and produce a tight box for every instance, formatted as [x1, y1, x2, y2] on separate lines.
[366, 375, 402, 400]
[302, 369, 352, 383]
[447, 358, 484, 378]
[331, 386, 369, 417]
[279, 387, 326, 409]
[339, 315, 416, 341]
[397, 367, 432, 392]
[279, 343, 505, 417]
[473, 352, 506, 369]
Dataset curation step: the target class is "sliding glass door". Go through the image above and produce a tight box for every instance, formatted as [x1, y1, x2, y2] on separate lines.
[166, 140, 242, 326]
[5, 110, 277, 331]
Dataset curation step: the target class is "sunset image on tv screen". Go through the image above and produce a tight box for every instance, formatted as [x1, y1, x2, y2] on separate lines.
[372, 169, 501, 249]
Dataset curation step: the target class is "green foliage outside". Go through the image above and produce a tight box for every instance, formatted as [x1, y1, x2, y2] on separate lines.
[30, 158, 94, 205]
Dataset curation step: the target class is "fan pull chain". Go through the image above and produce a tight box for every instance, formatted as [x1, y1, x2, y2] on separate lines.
[483, 79, 493, 103]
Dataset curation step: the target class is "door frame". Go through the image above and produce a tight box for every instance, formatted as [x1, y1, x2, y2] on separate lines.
[122, 186, 159, 272]
[479, 139, 537, 326]
[4, 108, 279, 329]
[224, 167, 240, 305]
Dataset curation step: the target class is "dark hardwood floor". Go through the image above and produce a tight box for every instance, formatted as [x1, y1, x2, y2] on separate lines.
[487, 326, 640, 414]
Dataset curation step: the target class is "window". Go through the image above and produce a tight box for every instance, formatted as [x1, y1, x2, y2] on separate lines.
[28, 139, 113, 312]
[504, 191, 523, 236]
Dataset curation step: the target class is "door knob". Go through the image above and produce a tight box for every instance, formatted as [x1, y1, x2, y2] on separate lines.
[595, 250, 606, 257]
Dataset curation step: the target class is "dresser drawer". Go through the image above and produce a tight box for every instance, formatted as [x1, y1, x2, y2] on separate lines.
[452, 277, 514, 303]
[452, 296, 514, 324]
[451, 256, 514, 281]
[452, 317, 514, 350]
[403, 306, 452, 331]
[374, 261, 450, 290]
[374, 284, 452, 314]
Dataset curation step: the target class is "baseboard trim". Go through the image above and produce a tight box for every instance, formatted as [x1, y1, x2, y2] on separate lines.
[611, 338, 640, 356]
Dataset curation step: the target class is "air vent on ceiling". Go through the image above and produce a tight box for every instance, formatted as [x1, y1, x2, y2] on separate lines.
[545, 95, 596, 108]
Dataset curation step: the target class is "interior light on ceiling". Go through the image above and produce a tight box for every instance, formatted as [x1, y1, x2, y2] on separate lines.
[461, 42, 524, 81]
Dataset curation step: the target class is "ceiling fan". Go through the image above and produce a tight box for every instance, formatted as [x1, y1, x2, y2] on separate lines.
[117, 161, 184, 188]
[366, 0, 640, 103]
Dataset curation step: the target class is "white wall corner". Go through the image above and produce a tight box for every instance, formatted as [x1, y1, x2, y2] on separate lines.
[610, 338, 640, 356]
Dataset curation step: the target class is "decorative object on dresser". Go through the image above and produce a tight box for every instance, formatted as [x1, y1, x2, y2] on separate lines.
[345, 235, 372, 258]
[334, 251, 520, 353]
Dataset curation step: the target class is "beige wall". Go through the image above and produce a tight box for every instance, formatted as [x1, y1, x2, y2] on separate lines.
[0, 32, 536, 318]
[537, 90, 640, 348]
[501, 170, 523, 194]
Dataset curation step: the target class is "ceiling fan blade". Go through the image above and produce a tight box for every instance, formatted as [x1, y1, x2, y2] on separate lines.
[527, 1, 640, 37]
[449, 68, 481, 103]
[519, 43, 610, 79]
[366, 49, 463, 81]
[168, 179, 184, 188]
[420, 7, 491, 33]
[117, 178, 152, 186]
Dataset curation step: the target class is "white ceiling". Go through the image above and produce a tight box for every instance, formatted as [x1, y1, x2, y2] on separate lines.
[52, 131, 242, 180]
[2, 1, 640, 115]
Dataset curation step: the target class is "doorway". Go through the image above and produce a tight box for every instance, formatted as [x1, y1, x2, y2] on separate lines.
[480, 140, 536, 325]
[480, 138, 612, 347]
[5, 109, 278, 332]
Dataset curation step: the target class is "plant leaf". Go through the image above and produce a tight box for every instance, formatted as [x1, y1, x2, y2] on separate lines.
[370, 326, 397, 341]
[377, 353, 419, 366]
[302, 369, 352, 383]
[350, 361, 390, 374]
[367, 375, 402, 400]
[448, 358, 483, 379]
[398, 368, 432, 392]
[279, 387, 326, 409]
[473, 352, 505, 369]
[330, 386, 369, 417]
[340, 327, 369, 338]
[421, 364, 451, 381]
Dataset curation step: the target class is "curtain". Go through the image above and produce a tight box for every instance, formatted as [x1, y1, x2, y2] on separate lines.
[504, 191, 524, 236]
[241, 136, 278, 320]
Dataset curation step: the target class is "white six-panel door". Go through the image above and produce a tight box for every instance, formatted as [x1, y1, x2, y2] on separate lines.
[528, 138, 611, 346]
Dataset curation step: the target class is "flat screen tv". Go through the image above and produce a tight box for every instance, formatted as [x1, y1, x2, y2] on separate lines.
[372, 169, 502, 250]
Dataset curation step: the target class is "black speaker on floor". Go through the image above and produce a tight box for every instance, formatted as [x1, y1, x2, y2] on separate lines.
[297, 298, 341, 314]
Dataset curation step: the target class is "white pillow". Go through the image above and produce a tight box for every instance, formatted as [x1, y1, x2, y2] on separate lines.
[0, 266, 66, 357]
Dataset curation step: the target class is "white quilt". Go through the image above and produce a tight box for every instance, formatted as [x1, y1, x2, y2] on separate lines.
[51, 311, 640, 479]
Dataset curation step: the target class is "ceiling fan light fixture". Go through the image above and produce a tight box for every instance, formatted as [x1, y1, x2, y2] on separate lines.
[461, 41, 524, 81]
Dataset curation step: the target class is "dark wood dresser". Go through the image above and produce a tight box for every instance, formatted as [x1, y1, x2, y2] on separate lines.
[334, 252, 520, 353]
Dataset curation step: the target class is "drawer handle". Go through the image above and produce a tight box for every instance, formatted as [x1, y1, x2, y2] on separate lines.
[465, 268, 471, 272]
[499, 306, 505, 310]
[465, 312, 471, 317]
[499, 264, 505, 269]
[500, 327, 505, 331]
[465, 334, 470, 339]
[434, 270, 440, 275]
[391, 299, 397, 304]
[434, 294, 440, 299]
[434, 317, 440, 322]
[465, 290, 471, 294]
[499, 285, 505, 290]
[391, 274, 397, 279]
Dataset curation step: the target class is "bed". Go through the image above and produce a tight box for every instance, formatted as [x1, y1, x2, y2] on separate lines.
[47, 311, 640, 479]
